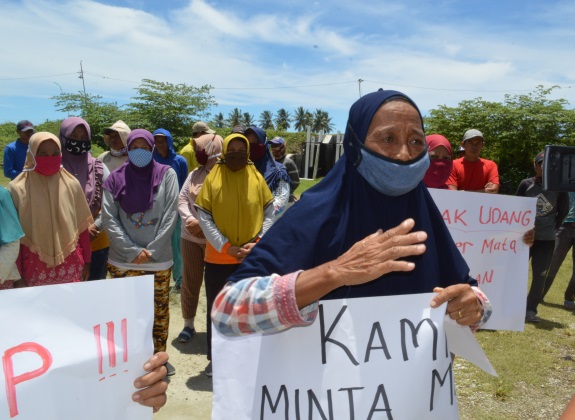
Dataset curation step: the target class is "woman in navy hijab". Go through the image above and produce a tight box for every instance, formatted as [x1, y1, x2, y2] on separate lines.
[212, 89, 490, 335]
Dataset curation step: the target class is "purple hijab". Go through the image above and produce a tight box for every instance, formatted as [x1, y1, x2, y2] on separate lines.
[103, 129, 171, 214]
[59, 116, 103, 217]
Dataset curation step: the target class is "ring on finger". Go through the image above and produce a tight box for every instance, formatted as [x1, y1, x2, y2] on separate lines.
[458, 310, 463, 319]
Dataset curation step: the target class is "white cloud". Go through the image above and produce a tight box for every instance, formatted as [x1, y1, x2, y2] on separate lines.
[0, 0, 574, 131]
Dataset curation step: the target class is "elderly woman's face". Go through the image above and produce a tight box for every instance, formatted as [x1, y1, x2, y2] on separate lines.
[364, 100, 426, 162]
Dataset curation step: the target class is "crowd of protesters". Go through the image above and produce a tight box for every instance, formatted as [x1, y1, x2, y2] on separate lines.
[1, 98, 575, 415]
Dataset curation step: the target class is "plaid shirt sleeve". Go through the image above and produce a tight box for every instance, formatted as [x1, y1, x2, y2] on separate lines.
[211, 271, 318, 337]
[470, 286, 492, 332]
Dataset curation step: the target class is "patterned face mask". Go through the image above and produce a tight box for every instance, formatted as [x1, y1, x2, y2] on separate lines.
[65, 139, 91, 156]
[128, 148, 153, 167]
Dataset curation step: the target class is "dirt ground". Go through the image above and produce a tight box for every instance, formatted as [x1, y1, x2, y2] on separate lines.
[154, 283, 213, 420]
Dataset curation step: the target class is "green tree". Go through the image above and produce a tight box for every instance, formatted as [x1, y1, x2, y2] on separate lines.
[259, 110, 274, 130]
[293, 107, 313, 132]
[275, 108, 291, 131]
[227, 108, 242, 127]
[425, 85, 575, 193]
[212, 112, 225, 128]
[128, 79, 216, 145]
[51, 91, 127, 148]
[312, 108, 334, 133]
[242, 112, 255, 127]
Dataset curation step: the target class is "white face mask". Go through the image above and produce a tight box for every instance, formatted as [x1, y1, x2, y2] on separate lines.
[110, 147, 127, 158]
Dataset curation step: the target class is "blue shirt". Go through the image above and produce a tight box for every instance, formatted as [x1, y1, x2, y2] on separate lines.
[3, 139, 28, 180]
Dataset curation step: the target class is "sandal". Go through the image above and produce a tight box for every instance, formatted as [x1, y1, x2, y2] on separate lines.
[177, 326, 196, 343]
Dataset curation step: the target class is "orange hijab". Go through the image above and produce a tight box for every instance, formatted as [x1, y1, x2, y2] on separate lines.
[8, 132, 93, 267]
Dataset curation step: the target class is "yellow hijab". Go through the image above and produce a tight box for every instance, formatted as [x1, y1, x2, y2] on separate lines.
[195, 134, 273, 246]
[8, 132, 93, 267]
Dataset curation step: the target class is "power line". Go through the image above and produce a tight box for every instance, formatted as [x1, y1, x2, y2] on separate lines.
[1, 69, 574, 94]
[362, 79, 575, 93]
[212, 80, 357, 90]
[0, 72, 78, 81]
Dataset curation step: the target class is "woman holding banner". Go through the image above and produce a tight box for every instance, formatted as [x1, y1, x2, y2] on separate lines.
[212, 89, 491, 336]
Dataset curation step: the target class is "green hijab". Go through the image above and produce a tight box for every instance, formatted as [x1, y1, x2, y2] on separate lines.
[0, 185, 24, 245]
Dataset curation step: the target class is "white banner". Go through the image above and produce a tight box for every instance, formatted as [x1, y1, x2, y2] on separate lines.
[429, 189, 537, 331]
[0, 276, 154, 420]
[213, 293, 464, 420]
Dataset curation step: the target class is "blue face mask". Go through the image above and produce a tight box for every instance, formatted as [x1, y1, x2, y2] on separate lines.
[356, 148, 430, 196]
[128, 148, 153, 168]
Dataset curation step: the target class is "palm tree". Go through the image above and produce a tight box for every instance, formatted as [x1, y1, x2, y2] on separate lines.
[275, 108, 291, 131]
[293, 106, 313, 132]
[212, 112, 225, 128]
[312, 109, 334, 133]
[242, 112, 255, 127]
[226, 108, 242, 127]
[259, 110, 274, 130]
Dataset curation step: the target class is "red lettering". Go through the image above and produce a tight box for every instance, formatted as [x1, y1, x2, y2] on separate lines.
[442, 209, 452, 225]
[456, 241, 474, 254]
[454, 209, 468, 226]
[475, 270, 494, 284]
[3, 342, 53, 418]
[479, 206, 532, 227]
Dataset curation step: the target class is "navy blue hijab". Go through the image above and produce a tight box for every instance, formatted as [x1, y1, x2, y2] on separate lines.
[228, 90, 474, 299]
[245, 126, 292, 192]
[152, 128, 188, 189]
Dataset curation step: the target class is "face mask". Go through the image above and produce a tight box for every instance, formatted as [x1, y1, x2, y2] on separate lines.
[356, 148, 430, 196]
[128, 148, 153, 168]
[196, 148, 209, 166]
[34, 155, 62, 176]
[249, 143, 266, 161]
[224, 152, 248, 172]
[65, 139, 91, 156]
[423, 159, 453, 188]
[110, 147, 127, 158]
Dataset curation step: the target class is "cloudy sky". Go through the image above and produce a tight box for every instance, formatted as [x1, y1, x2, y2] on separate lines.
[1, 0, 574, 133]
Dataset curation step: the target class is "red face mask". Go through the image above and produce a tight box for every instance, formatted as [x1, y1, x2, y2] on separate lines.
[423, 159, 453, 188]
[34, 155, 62, 176]
[196, 148, 209, 166]
[249, 143, 266, 161]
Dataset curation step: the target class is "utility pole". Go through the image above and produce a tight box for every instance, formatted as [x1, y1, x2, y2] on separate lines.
[358, 78, 364, 98]
[79, 60, 87, 117]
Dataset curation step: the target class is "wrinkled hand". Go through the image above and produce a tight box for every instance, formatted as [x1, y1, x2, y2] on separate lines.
[132, 352, 168, 413]
[81, 263, 90, 281]
[430, 284, 482, 326]
[132, 249, 151, 264]
[523, 229, 535, 247]
[331, 219, 427, 287]
[88, 223, 100, 240]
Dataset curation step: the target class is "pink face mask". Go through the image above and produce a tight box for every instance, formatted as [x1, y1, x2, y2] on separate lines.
[34, 155, 62, 176]
[423, 159, 453, 188]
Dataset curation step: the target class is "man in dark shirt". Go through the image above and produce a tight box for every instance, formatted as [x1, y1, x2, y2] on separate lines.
[3, 120, 34, 180]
